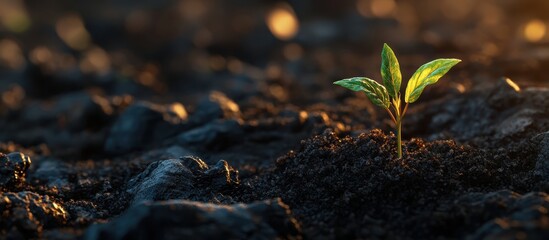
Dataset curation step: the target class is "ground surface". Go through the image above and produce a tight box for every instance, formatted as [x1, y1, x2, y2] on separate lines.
[1, 0, 549, 239]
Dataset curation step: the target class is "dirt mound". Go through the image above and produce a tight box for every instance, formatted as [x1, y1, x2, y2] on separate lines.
[247, 129, 541, 238]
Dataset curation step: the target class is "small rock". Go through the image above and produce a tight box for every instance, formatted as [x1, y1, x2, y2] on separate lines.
[64, 200, 101, 225]
[0, 191, 68, 239]
[19, 91, 114, 131]
[245, 109, 308, 133]
[200, 160, 240, 191]
[178, 119, 243, 148]
[30, 158, 69, 189]
[0, 152, 31, 189]
[84, 198, 302, 240]
[126, 159, 195, 205]
[126, 156, 239, 205]
[487, 77, 523, 110]
[523, 88, 549, 111]
[105, 101, 187, 154]
[469, 192, 549, 240]
[180, 155, 209, 172]
[141, 145, 195, 163]
[534, 131, 549, 180]
[495, 108, 537, 139]
[189, 91, 241, 125]
[302, 111, 335, 134]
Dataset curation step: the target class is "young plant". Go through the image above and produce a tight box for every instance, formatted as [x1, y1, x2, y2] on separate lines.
[334, 43, 461, 159]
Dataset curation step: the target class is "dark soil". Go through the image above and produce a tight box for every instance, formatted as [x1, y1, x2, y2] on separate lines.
[1, 0, 549, 239]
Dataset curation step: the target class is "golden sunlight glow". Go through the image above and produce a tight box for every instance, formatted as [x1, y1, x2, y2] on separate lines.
[268, 84, 287, 101]
[266, 3, 299, 40]
[371, 0, 396, 17]
[524, 19, 546, 42]
[225, 100, 240, 113]
[505, 78, 521, 92]
[55, 14, 91, 51]
[299, 111, 309, 122]
[454, 83, 466, 93]
[170, 103, 188, 119]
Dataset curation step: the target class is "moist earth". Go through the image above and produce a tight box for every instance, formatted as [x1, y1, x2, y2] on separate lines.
[1, 76, 548, 239]
[1, 0, 549, 239]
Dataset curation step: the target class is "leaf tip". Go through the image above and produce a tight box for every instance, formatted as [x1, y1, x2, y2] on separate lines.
[449, 58, 462, 64]
[382, 43, 391, 52]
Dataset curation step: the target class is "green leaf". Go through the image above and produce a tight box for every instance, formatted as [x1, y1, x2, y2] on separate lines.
[405, 58, 461, 103]
[381, 43, 402, 99]
[334, 77, 390, 109]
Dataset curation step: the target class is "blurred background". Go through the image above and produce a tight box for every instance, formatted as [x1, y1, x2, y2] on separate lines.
[0, 0, 548, 110]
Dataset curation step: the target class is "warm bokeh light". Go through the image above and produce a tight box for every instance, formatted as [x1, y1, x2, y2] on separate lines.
[524, 19, 546, 42]
[453, 83, 466, 93]
[55, 14, 91, 51]
[268, 84, 287, 101]
[169, 103, 188, 120]
[227, 58, 244, 74]
[138, 64, 160, 86]
[371, 0, 396, 17]
[357, 0, 396, 17]
[266, 3, 299, 40]
[79, 47, 111, 75]
[283, 43, 304, 61]
[0, 39, 25, 69]
[29, 46, 79, 73]
[440, 0, 473, 20]
[505, 78, 521, 92]
[1, 85, 25, 109]
[30, 47, 53, 65]
[0, 0, 31, 33]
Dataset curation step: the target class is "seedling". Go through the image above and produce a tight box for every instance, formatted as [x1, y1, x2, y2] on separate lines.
[334, 43, 461, 159]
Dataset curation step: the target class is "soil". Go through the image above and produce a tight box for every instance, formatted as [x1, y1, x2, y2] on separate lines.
[1, 0, 549, 239]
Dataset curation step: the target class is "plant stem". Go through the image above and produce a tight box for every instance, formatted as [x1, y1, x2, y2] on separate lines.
[402, 103, 409, 118]
[386, 109, 397, 124]
[396, 118, 402, 159]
